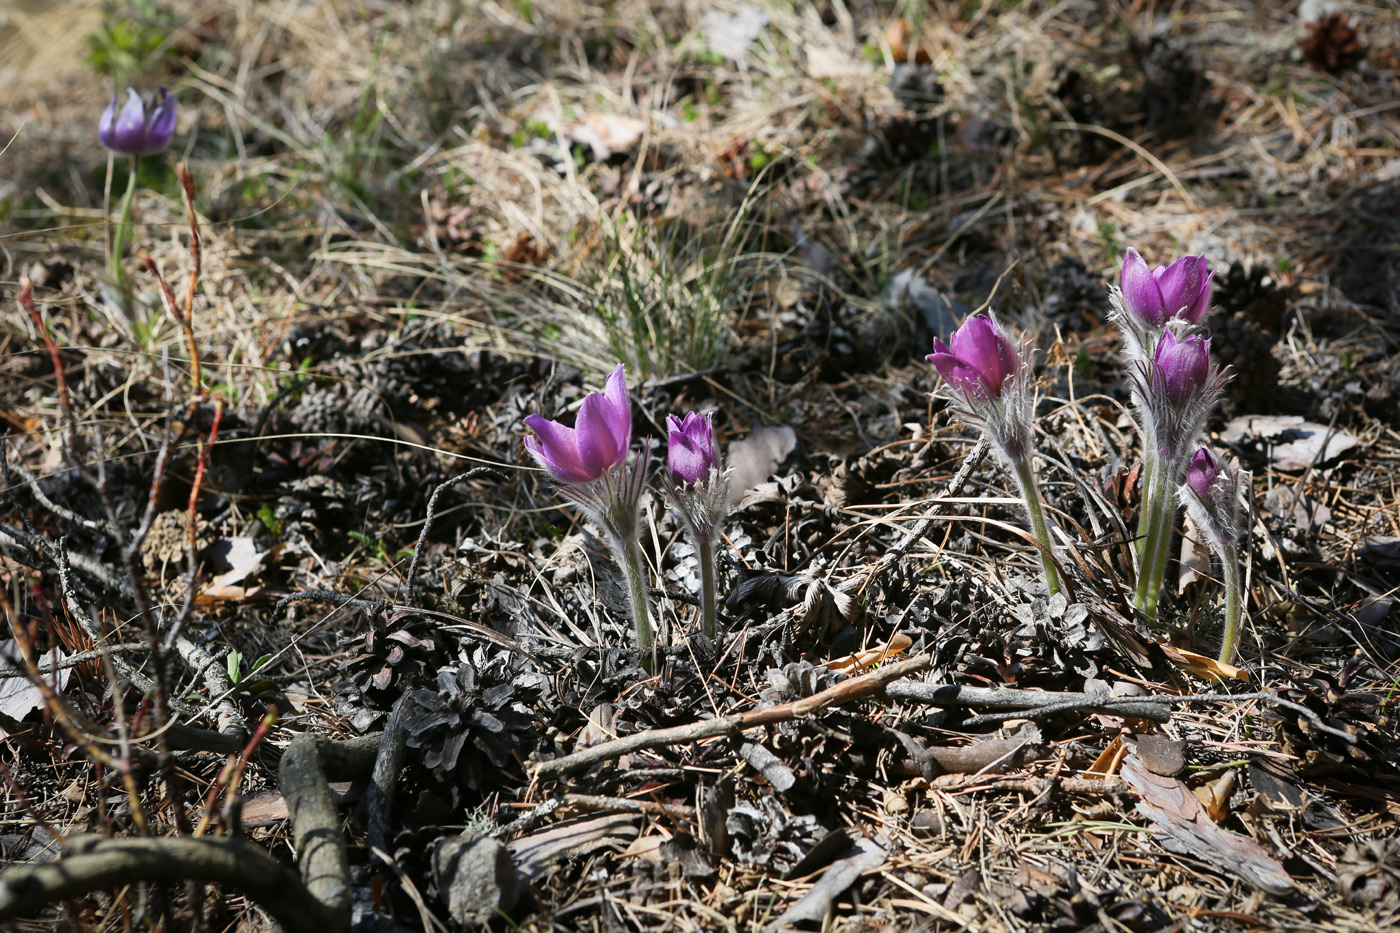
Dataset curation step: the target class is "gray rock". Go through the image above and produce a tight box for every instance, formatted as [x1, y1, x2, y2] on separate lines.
[432, 831, 518, 928]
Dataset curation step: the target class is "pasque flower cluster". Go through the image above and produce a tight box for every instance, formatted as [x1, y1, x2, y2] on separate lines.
[928, 246, 1249, 663]
[527, 248, 1252, 671]
[524, 366, 731, 667]
[1108, 248, 1229, 624]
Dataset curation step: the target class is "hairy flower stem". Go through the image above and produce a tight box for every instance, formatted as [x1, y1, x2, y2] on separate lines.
[1134, 455, 1176, 622]
[1010, 457, 1061, 596]
[1218, 555, 1242, 665]
[109, 156, 139, 311]
[697, 534, 717, 641]
[615, 535, 655, 674]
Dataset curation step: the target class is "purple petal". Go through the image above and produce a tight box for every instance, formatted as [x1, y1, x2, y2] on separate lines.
[601, 364, 632, 454]
[680, 411, 713, 448]
[1121, 247, 1165, 326]
[928, 352, 989, 397]
[574, 393, 624, 480]
[1186, 447, 1221, 500]
[668, 431, 710, 486]
[1182, 268, 1214, 324]
[949, 316, 1016, 394]
[140, 87, 177, 153]
[1155, 255, 1207, 320]
[524, 414, 592, 484]
[98, 95, 119, 149]
[113, 89, 148, 152]
[1155, 332, 1211, 402]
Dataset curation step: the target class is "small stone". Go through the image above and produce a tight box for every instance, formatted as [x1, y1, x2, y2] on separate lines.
[432, 831, 518, 928]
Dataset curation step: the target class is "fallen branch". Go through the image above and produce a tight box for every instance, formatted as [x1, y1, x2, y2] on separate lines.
[532, 654, 931, 780]
[0, 732, 382, 928]
[278, 732, 382, 930]
[884, 682, 1173, 724]
[0, 836, 336, 929]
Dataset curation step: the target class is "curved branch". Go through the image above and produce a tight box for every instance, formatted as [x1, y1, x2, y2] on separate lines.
[0, 836, 338, 929]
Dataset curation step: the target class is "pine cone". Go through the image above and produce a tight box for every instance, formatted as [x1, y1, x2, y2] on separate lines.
[1339, 839, 1400, 916]
[1268, 656, 1399, 774]
[289, 387, 347, 435]
[1215, 261, 1290, 339]
[1299, 12, 1364, 73]
[1210, 311, 1281, 413]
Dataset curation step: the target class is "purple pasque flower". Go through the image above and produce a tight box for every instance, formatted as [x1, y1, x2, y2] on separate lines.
[667, 411, 718, 487]
[524, 364, 632, 485]
[1185, 447, 1223, 501]
[1120, 248, 1214, 327]
[99, 87, 178, 156]
[1178, 447, 1249, 580]
[928, 315, 1018, 399]
[1154, 330, 1211, 405]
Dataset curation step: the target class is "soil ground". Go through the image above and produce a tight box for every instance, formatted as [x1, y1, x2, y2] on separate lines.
[3, 1, 1400, 931]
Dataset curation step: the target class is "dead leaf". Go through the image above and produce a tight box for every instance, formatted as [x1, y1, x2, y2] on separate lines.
[729, 426, 798, 507]
[1264, 487, 1332, 531]
[1160, 645, 1250, 683]
[239, 782, 358, 827]
[884, 19, 932, 64]
[1358, 536, 1400, 570]
[621, 834, 666, 863]
[1086, 733, 1128, 777]
[821, 634, 913, 673]
[196, 536, 269, 603]
[1223, 414, 1357, 471]
[1192, 769, 1237, 822]
[1132, 735, 1186, 777]
[560, 113, 645, 161]
[0, 641, 70, 721]
[205, 537, 267, 590]
[922, 723, 1045, 777]
[1122, 754, 1292, 895]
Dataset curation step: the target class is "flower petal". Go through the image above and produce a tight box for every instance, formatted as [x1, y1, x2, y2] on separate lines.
[113, 88, 147, 152]
[1121, 247, 1165, 326]
[1182, 268, 1214, 324]
[928, 352, 989, 397]
[524, 413, 592, 484]
[140, 87, 177, 153]
[948, 316, 1016, 394]
[601, 364, 632, 454]
[1186, 447, 1222, 500]
[98, 95, 119, 149]
[574, 393, 623, 480]
[1155, 255, 1207, 320]
[668, 433, 709, 486]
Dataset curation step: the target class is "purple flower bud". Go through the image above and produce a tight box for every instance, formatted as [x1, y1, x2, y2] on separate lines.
[1186, 447, 1222, 501]
[1120, 248, 1214, 327]
[1154, 330, 1211, 404]
[524, 364, 632, 484]
[927, 315, 1018, 398]
[99, 88, 178, 156]
[667, 412, 718, 487]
